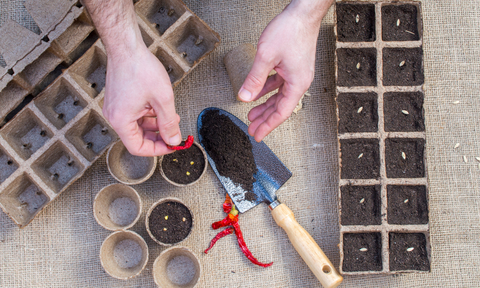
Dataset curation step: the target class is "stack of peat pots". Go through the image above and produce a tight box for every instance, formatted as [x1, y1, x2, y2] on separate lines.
[93, 139, 207, 287]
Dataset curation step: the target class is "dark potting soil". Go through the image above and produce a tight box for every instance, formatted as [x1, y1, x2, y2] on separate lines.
[387, 185, 428, 225]
[340, 139, 380, 179]
[389, 232, 430, 271]
[383, 47, 424, 86]
[342, 232, 382, 272]
[382, 4, 420, 42]
[336, 3, 376, 42]
[148, 201, 193, 244]
[337, 92, 378, 133]
[200, 109, 257, 193]
[385, 138, 425, 178]
[337, 48, 377, 87]
[384, 92, 425, 132]
[162, 143, 205, 184]
[341, 185, 381, 226]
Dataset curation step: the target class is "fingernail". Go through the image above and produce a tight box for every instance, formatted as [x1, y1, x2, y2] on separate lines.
[238, 87, 252, 101]
[169, 133, 182, 146]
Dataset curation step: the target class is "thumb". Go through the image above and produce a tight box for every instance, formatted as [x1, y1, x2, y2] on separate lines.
[238, 51, 274, 102]
[152, 96, 182, 146]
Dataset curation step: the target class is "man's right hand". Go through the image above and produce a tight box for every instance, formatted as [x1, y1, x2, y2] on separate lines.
[102, 44, 182, 157]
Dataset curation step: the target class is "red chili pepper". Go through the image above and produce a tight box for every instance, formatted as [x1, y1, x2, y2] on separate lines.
[212, 213, 237, 230]
[204, 227, 234, 254]
[223, 194, 233, 213]
[232, 221, 273, 267]
[205, 195, 273, 268]
[167, 135, 194, 150]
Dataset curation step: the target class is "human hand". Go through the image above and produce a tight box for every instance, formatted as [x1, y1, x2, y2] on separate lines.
[238, 0, 332, 142]
[102, 45, 182, 156]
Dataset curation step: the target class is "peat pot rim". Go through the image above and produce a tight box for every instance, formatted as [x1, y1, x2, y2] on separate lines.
[107, 140, 158, 185]
[93, 183, 142, 231]
[159, 141, 207, 187]
[145, 197, 194, 246]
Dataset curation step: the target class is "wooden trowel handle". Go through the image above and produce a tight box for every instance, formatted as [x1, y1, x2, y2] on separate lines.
[271, 203, 343, 288]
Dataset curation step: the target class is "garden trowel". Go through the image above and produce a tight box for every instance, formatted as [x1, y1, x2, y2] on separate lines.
[197, 107, 343, 288]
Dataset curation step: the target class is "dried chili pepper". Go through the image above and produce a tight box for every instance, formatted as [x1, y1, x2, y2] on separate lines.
[204, 227, 234, 254]
[167, 135, 194, 150]
[205, 194, 273, 268]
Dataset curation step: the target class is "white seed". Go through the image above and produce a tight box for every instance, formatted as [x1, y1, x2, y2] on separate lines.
[402, 152, 406, 160]
[452, 100, 460, 104]
[356, 14, 360, 23]
[358, 153, 364, 159]
[454, 143, 460, 149]
[399, 60, 406, 67]
[356, 62, 361, 70]
[397, 19, 401, 26]
[401, 110, 409, 115]
[360, 198, 365, 204]
[475, 157, 480, 162]
[359, 248, 368, 252]
[404, 199, 409, 204]
[463, 155, 468, 163]
[406, 247, 415, 252]
[405, 30, 415, 35]
[357, 106, 364, 113]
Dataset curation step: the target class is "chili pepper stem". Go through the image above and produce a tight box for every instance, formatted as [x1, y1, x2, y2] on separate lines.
[167, 135, 194, 150]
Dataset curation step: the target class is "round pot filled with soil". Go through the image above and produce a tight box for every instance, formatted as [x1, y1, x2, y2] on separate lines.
[107, 140, 157, 185]
[159, 141, 207, 187]
[94, 183, 142, 231]
[146, 198, 193, 246]
[153, 246, 201, 288]
[100, 230, 149, 280]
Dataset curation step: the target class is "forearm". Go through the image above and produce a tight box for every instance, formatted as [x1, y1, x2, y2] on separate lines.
[82, 0, 144, 59]
[288, 0, 334, 26]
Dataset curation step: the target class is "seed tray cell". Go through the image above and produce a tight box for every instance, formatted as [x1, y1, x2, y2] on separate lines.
[335, 1, 429, 274]
[69, 46, 107, 98]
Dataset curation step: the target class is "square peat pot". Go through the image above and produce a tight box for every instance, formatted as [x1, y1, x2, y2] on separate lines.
[336, 3, 376, 42]
[342, 232, 383, 272]
[389, 232, 430, 271]
[0, 173, 50, 227]
[387, 185, 428, 225]
[384, 92, 425, 132]
[69, 46, 107, 98]
[337, 48, 377, 87]
[337, 92, 378, 133]
[382, 3, 421, 41]
[385, 138, 425, 178]
[0, 108, 54, 161]
[383, 47, 424, 86]
[341, 185, 381, 226]
[340, 139, 380, 179]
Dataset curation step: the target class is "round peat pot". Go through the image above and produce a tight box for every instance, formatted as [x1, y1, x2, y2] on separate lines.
[107, 140, 157, 185]
[153, 246, 201, 288]
[159, 142, 207, 187]
[100, 230, 149, 280]
[146, 198, 193, 246]
[94, 183, 142, 231]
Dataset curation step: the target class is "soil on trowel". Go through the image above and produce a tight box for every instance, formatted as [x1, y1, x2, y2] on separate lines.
[148, 201, 193, 244]
[162, 143, 205, 184]
[200, 109, 257, 193]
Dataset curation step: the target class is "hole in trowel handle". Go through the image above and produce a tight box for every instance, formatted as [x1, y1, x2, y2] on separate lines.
[322, 265, 332, 274]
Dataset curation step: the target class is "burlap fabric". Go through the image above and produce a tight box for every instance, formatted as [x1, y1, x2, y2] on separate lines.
[1, 0, 479, 287]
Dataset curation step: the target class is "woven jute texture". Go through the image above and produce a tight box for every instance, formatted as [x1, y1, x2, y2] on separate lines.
[1, 0, 479, 287]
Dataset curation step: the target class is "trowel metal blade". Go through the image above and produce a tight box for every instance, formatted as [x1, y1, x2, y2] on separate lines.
[197, 107, 292, 213]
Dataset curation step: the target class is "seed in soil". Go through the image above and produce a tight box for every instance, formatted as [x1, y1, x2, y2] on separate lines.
[341, 185, 381, 225]
[337, 48, 377, 87]
[162, 143, 205, 185]
[389, 232, 429, 271]
[342, 232, 382, 272]
[337, 93, 378, 133]
[383, 48, 424, 86]
[382, 4, 420, 41]
[385, 138, 425, 178]
[340, 139, 380, 179]
[336, 3, 376, 42]
[148, 201, 193, 244]
[384, 92, 425, 132]
[387, 185, 428, 225]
